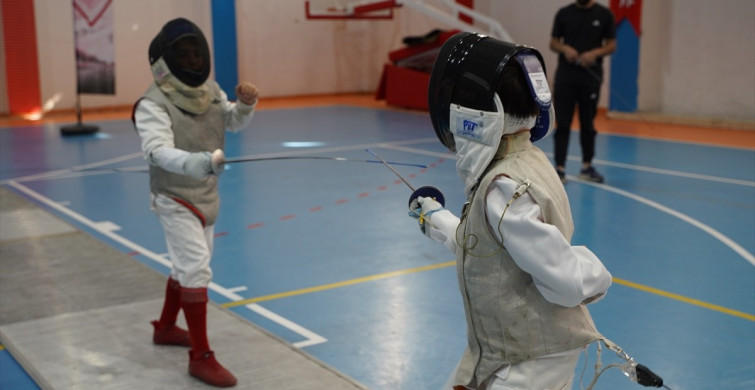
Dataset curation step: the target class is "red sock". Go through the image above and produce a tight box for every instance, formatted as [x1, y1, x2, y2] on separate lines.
[181, 287, 211, 355]
[156, 278, 182, 329]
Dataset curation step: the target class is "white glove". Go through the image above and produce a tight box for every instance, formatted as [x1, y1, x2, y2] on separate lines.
[412, 196, 444, 234]
[183, 152, 213, 180]
[210, 149, 226, 176]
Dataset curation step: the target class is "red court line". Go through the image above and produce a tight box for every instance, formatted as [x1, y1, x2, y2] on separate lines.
[242, 160, 441, 232]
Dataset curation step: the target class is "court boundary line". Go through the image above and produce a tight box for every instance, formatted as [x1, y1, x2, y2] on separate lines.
[4, 180, 327, 348]
[222, 261, 457, 308]
[223, 260, 755, 321]
[380, 143, 755, 187]
[575, 178, 755, 266]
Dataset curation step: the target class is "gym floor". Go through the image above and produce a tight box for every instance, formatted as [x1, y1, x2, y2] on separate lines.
[1, 94, 753, 390]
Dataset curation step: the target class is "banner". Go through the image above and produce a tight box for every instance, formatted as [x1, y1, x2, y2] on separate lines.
[72, 0, 115, 94]
[609, 0, 642, 112]
[610, 0, 642, 35]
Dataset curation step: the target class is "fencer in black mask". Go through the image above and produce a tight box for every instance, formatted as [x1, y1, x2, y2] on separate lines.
[414, 33, 668, 390]
[134, 17, 259, 388]
[148, 18, 213, 114]
[413, 32, 613, 390]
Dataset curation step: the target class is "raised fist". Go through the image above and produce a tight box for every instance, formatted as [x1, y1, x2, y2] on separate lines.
[235, 82, 258, 105]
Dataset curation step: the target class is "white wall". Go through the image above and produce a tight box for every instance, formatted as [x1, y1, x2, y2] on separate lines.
[20, 0, 448, 113]
[3, 0, 754, 122]
[636, 0, 668, 113]
[32, 0, 214, 113]
[479, 0, 755, 122]
[234, 0, 447, 97]
[661, 0, 755, 120]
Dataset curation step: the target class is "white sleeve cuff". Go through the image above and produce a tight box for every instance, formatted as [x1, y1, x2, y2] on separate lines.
[426, 209, 460, 252]
[572, 245, 613, 304]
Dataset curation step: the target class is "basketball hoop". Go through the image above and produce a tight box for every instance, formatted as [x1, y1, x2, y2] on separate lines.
[305, 0, 398, 20]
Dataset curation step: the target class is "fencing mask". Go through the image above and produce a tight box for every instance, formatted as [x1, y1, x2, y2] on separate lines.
[427, 32, 554, 153]
[149, 18, 211, 87]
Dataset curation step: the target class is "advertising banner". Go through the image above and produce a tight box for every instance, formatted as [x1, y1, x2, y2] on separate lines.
[72, 0, 115, 94]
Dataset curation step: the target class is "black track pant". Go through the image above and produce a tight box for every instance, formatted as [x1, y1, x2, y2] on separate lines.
[553, 78, 601, 168]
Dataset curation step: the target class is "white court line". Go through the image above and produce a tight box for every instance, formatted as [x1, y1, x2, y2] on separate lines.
[582, 157, 755, 187]
[0, 152, 144, 185]
[382, 143, 755, 266]
[5, 180, 328, 348]
[0, 140, 441, 347]
[378, 142, 455, 160]
[575, 178, 755, 266]
[382, 143, 755, 187]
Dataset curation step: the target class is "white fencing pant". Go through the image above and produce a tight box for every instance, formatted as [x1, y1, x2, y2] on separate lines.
[441, 349, 581, 390]
[153, 194, 214, 288]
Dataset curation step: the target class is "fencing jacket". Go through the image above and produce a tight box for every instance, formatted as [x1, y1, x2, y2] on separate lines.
[140, 81, 226, 226]
[453, 131, 605, 388]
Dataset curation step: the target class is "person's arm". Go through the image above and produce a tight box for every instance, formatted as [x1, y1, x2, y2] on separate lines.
[135, 99, 187, 174]
[222, 82, 258, 133]
[577, 38, 616, 67]
[134, 99, 216, 179]
[550, 37, 580, 64]
[486, 177, 612, 307]
[549, 9, 579, 64]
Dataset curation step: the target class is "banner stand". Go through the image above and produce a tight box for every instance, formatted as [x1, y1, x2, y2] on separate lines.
[61, 0, 115, 136]
[60, 94, 99, 136]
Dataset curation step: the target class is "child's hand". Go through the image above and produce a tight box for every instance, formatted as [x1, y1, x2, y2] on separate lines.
[235, 82, 258, 105]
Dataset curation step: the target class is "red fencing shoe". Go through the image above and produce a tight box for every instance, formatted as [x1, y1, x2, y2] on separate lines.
[188, 350, 237, 387]
[151, 320, 191, 347]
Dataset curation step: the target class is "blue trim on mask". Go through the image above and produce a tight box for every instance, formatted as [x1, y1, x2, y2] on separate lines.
[515, 53, 552, 142]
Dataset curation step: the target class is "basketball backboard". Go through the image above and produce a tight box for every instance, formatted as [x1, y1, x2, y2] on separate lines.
[304, 0, 397, 20]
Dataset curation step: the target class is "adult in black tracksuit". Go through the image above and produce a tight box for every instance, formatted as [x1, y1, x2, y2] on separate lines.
[550, 0, 616, 183]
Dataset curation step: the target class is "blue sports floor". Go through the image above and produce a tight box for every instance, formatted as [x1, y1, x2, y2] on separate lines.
[1, 101, 753, 390]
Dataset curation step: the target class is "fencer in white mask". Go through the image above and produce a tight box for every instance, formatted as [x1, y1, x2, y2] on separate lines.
[410, 32, 613, 390]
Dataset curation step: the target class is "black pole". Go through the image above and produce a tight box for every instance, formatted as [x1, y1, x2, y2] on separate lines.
[60, 9, 99, 137]
[60, 93, 99, 136]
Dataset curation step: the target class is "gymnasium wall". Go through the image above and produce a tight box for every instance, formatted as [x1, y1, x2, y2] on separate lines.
[1, 0, 753, 123]
[479, 0, 755, 122]
[7, 0, 444, 115]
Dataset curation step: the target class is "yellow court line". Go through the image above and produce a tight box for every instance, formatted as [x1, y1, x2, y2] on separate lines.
[612, 277, 755, 321]
[222, 262, 754, 321]
[221, 261, 455, 308]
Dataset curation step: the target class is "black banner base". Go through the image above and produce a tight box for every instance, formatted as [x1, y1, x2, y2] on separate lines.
[60, 124, 99, 136]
